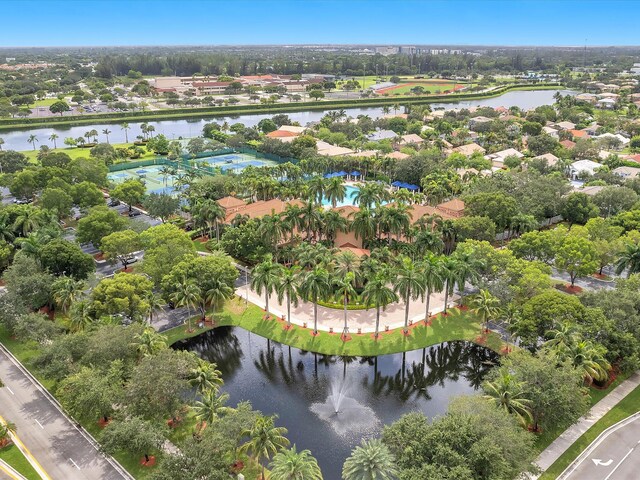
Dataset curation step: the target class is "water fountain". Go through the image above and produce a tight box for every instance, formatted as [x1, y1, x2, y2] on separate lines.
[310, 376, 381, 438]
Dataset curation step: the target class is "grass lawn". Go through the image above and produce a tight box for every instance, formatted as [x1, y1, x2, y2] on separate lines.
[192, 238, 209, 253]
[539, 382, 640, 480]
[163, 298, 504, 355]
[30, 98, 59, 108]
[20, 142, 157, 163]
[0, 444, 40, 480]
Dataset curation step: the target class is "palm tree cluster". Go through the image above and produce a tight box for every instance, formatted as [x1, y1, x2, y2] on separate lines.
[250, 245, 483, 339]
[544, 323, 611, 384]
[171, 274, 234, 332]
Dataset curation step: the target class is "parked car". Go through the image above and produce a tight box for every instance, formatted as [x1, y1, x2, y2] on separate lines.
[128, 209, 142, 217]
[107, 199, 120, 207]
[123, 254, 138, 264]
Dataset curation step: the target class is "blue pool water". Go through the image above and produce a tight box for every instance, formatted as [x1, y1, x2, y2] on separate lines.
[321, 185, 360, 207]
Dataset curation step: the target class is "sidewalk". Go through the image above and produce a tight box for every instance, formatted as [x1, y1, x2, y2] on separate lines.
[236, 286, 459, 333]
[532, 371, 640, 476]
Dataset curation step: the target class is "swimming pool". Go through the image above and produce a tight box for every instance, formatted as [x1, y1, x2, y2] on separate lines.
[321, 185, 360, 207]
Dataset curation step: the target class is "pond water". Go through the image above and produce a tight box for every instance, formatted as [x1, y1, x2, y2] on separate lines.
[1, 89, 575, 151]
[173, 327, 499, 478]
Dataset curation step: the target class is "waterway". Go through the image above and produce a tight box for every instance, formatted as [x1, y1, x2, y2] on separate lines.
[174, 327, 498, 479]
[0, 89, 575, 151]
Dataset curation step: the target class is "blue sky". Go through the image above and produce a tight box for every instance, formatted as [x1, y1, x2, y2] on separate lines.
[1, 0, 639, 47]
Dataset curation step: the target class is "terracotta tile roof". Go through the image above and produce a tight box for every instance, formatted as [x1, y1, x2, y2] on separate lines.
[437, 198, 465, 213]
[386, 151, 410, 160]
[452, 143, 486, 156]
[266, 130, 298, 138]
[569, 129, 588, 138]
[332, 205, 360, 219]
[338, 244, 371, 257]
[560, 140, 576, 149]
[224, 199, 303, 223]
[217, 196, 247, 210]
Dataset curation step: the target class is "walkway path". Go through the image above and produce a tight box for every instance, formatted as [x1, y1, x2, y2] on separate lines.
[0, 344, 132, 480]
[237, 286, 459, 333]
[532, 371, 640, 478]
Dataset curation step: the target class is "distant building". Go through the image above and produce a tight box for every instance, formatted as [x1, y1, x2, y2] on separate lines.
[569, 160, 602, 179]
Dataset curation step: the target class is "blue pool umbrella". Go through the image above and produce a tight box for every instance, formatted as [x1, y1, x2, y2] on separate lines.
[324, 173, 335, 178]
[350, 171, 361, 177]
[406, 184, 420, 191]
[136, 169, 147, 174]
[391, 181, 402, 187]
[336, 171, 347, 177]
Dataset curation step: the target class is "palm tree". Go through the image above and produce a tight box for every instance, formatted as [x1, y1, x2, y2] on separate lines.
[68, 300, 94, 332]
[13, 207, 42, 236]
[102, 128, 112, 144]
[259, 213, 286, 250]
[483, 371, 533, 427]
[27, 134, 38, 150]
[298, 266, 331, 335]
[342, 439, 398, 480]
[269, 445, 323, 480]
[192, 387, 231, 425]
[240, 415, 290, 480]
[422, 253, 444, 322]
[89, 129, 99, 143]
[275, 265, 301, 328]
[0, 420, 17, 448]
[351, 207, 377, 247]
[121, 123, 130, 143]
[171, 277, 202, 332]
[143, 291, 165, 325]
[334, 250, 362, 286]
[439, 256, 459, 315]
[300, 201, 323, 241]
[322, 210, 348, 243]
[394, 257, 426, 334]
[133, 326, 168, 357]
[0, 215, 14, 243]
[544, 323, 580, 354]
[468, 289, 501, 334]
[325, 176, 346, 208]
[334, 272, 357, 338]
[615, 243, 640, 278]
[0, 137, 4, 150]
[568, 341, 611, 384]
[251, 255, 280, 320]
[189, 361, 223, 394]
[362, 273, 398, 339]
[48, 133, 59, 149]
[51, 276, 84, 313]
[204, 277, 234, 323]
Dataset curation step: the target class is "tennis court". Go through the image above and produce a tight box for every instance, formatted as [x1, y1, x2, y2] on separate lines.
[108, 165, 185, 195]
[197, 152, 278, 172]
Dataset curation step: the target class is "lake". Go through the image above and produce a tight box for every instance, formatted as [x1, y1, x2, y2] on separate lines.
[174, 327, 499, 479]
[1, 89, 575, 151]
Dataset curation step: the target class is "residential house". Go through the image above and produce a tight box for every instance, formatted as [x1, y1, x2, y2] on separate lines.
[385, 151, 410, 160]
[452, 143, 486, 156]
[555, 121, 576, 131]
[468, 116, 493, 130]
[569, 160, 602, 179]
[597, 98, 617, 109]
[221, 198, 303, 224]
[217, 196, 248, 217]
[316, 141, 355, 156]
[367, 129, 398, 141]
[613, 166, 640, 180]
[399, 133, 424, 145]
[486, 148, 524, 168]
[542, 126, 559, 139]
[531, 153, 560, 167]
[265, 130, 299, 142]
[560, 139, 576, 150]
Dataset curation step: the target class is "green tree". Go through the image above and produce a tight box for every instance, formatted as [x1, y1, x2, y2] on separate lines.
[171, 276, 201, 332]
[189, 360, 223, 395]
[40, 188, 73, 218]
[555, 235, 598, 286]
[58, 362, 124, 423]
[132, 326, 168, 357]
[394, 257, 426, 334]
[593, 186, 639, 217]
[299, 266, 332, 335]
[275, 265, 301, 329]
[100, 416, 166, 464]
[325, 176, 346, 209]
[51, 275, 85, 313]
[112, 179, 146, 212]
[101, 230, 141, 270]
[270, 445, 323, 480]
[143, 193, 180, 223]
[483, 371, 532, 427]
[140, 223, 196, 284]
[422, 253, 444, 321]
[192, 387, 232, 426]
[241, 415, 290, 480]
[72, 181, 105, 209]
[49, 100, 70, 116]
[76, 206, 129, 248]
[333, 272, 357, 338]
[91, 273, 153, 322]
[560, 192, 599, 227]
[468, 289, 501, 333]
[615, 242, 640, 277]
[342, 439, 398, 480]
[39, 239, 95, 280]
[362, 273, 399, 339]
[251, 255, 280, 320]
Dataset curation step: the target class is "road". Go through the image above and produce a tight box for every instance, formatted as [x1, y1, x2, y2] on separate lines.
[0, 345, 130, 480]
[561, 413, 640, 480]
